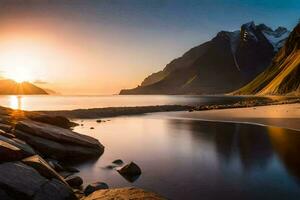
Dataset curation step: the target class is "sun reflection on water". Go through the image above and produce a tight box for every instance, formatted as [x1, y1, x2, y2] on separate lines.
[10, 96, 23, 110]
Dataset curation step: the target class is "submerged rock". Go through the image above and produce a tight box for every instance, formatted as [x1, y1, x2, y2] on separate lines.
[14, 120, 104, 161]
[83, 187, 165, 200]
[112, 159, 124, 165]
[117, 162, 142, 182]
[84, 182, 109, 196]
[65, 176, 83, 188]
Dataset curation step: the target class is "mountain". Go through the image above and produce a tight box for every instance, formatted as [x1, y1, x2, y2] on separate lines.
[120, 22, 290, 95]
[234, 22, 300, 96]
[0, 79, 48, 95]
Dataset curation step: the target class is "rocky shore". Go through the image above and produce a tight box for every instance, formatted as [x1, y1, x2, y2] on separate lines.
[36, 97, 300, 119]
[0, 106, 165, 200]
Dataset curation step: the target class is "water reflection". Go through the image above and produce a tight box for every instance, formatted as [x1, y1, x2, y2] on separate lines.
[10, 96, 23, 110]
[75, 117, 300, 200]
[169, 120, 300, 181]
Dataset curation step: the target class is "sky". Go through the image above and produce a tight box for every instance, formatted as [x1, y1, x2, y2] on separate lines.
[0, 0, 299, 94]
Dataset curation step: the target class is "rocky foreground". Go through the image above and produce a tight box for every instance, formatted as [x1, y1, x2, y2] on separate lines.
[0, 106, 165, 200]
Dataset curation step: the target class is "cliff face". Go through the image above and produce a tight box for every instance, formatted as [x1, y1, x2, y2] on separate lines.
[234, 23, 300, 96]
[120, 22, 290, 95]
[0, 80, 48, 95]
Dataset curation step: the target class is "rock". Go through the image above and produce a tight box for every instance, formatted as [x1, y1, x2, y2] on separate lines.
[0, 135, 35, 162]
[59, 171, 75, 179]
[22, 155, 68, 186]
[90, 127, 94, 130]
[104, 165, 117, 170]
[0, 140, 28, 162]
[28, 115, 78, 129]
[14, 120, 104, 161]
[0, 188, 14, 200]
[96, 120, 102, 123]
[83, 187, 165, 200]
[84, 182, 109, 196]
[117, 162, 142, 182]
[33, 179, 76, 200]
[112, 159, 124, 165]
[62, 166, 80, 173]
[65, 176, 83, 188]
[15, 120, 102, 149]
[0, 162, 76, 200]
[0, 162, 47, 199]
[0, 124, 12, 133]
[46, 159, 64, 171]
[0, 130, 15, 139]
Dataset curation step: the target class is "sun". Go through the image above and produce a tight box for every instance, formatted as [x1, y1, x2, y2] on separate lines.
[5, 67, 33, 83]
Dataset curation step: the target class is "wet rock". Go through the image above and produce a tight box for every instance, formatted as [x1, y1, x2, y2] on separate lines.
[112, 159, 124, 165]
[104, 165, 117, 170]
[0, 162, 47, 199]
[22, 155, 68, 186]
[0, 189, 14, 200]
[28, 115, 78, 129]
[33, 179, 76, 200]
[59, 171, 75, 179]
[83, 187, 165, 200]
[0, 140, 28, 163]
[0, 135, 35, 162]
[62, 166, 80, 173]
[84, 182, 109, 196]
[65, 176, 83, 188]
[14, 120, 104, 161]
[0, 162, 76, 200]
[0, 130, 15, 139]
[118, 162, 142, 176]
[46, 159, 64, 171]
[0, 124, 12, 133]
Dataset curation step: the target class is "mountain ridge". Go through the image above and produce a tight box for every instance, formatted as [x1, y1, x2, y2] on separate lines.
[0, 79, 49, 95]
[120, 22, 290, 95]
[234, 22, 300, 96]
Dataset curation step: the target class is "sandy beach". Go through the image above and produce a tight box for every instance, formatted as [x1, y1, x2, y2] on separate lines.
[159, 103, 300, 131]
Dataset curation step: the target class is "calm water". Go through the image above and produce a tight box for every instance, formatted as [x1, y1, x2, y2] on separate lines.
[73, 115, 300, 200]
[0, 95, 275, 111]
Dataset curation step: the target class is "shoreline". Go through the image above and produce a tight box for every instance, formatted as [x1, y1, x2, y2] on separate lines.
[155, 103, 300, 131]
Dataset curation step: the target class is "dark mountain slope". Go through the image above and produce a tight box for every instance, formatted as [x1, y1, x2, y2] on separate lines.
[0, 79, 48, 95]
[120, 22, 290, 95]
[234, 22, 300, 96]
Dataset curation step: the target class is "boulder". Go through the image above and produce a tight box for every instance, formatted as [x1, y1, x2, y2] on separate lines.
[15, 120, 103, 149]
[46, 159, 64, 171]
[33, 179, 76, 200]
[28, 115, 78, 129]
[0, 162, 76, 200]
[14, 120, 104, 161]
[0, 162, 47, 199]
[65, 176, 83, 188]
[14, 130, 103, 161]
[22, 155, 68, 186]
[83, 187, 165, 200]
[117, 162, 142, 182]
[0, 135, 35, 162]
[84, 182, 109, 196]
[0, 124, 12, 133]
[0, 189, 14, 200]
[112, 159, 124, 165]
[0, 141, 28, 162]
